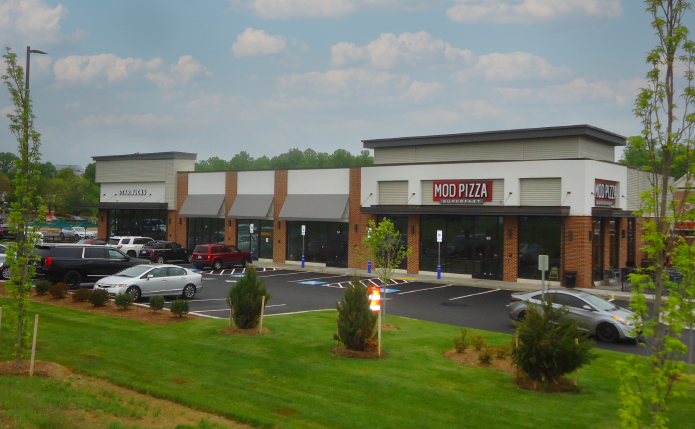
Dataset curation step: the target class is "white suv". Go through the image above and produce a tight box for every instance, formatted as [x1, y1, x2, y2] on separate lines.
[107, 236, 154, 257]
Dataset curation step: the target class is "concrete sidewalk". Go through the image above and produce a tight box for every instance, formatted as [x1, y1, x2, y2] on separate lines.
[252, 260, 636, 301]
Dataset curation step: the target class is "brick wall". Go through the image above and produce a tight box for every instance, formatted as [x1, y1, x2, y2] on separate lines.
[273, 170, 288, 263]
[348, 168, 377, 269]
[167, 210, 177, 242]
[563, 216, 594, 288]
[175, 172, 188, 248]
[406, 214, 420, 274]
[225, 171, 238, 246]
[503, 216, 518, 282]
[97, 209, 108, 239]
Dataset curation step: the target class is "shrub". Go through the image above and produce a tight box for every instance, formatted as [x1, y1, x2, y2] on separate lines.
[478, 348, 493, 365]
[470, 334, 487, 350]
[334, 276, 377, 351]
[89, 289, 110, 307]
[48, 283, 69, 299]
[115, 292, 134, 309]
[513, 299, 597, 385]
[35, 280, 51, 296]
[495, 344, 512, 359]
[171, 299, 189, 317]
[454, 328, 470, 353]
[149, 295, 165, 313]
[72, 288, 92, 302]
[226, 266, 270, 329]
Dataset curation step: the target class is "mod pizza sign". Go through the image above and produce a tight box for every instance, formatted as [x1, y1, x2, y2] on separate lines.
[433, 180, 493, 204]
[594, 179, 617, 207]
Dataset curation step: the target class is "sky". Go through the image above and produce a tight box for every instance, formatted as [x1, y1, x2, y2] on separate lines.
[0, 0, 670, 167]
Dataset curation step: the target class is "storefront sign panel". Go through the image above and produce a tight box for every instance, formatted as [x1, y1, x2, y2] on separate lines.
[100, 182, 166, 203]
[433, 180, 493, 204]
[594, 179, 617, 207]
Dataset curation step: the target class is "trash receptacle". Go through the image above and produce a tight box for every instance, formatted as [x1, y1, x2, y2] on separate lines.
[564, 271, 577, 288]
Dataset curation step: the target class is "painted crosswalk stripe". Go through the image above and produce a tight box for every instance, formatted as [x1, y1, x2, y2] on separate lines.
[449, 289, 500, 301]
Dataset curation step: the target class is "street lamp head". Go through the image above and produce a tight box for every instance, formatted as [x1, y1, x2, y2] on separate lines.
[29, 50, 47, 55]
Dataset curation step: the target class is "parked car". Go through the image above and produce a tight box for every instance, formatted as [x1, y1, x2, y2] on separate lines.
[59, 227, 80, 241]
[138, 241, 193, 264]
[0, 224, 16, 240]
[107, 236, 154, 257]
[508, 289, 640, 343]
[76, 238, 107, 245]
[35, 244, 151, 288]
[93, 264, 201, 301]
[73, 227, 97, 240]
[191, 244, 252, 270]
[0, 244, 8, 279]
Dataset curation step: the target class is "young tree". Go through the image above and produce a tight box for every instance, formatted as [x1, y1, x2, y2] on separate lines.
[2, 48, 46, 368]
[616, 1, 695, 427]
[361, 218, 412, 324]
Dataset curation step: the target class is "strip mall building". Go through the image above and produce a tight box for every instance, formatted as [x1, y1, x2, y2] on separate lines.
[92, 125, 651, 288]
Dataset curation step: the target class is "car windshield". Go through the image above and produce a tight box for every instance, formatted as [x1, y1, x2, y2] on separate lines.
[579, 293, 616, 311]
[115, 265, 152, 278]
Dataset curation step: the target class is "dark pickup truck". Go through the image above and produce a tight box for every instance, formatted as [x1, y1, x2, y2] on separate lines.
[191, 244, 252, 270]
[138, 241, 193, 264]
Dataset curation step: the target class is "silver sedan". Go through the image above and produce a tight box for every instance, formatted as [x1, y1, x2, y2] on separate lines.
[508, 289, 640, 343]
[93, 264, 202, 301]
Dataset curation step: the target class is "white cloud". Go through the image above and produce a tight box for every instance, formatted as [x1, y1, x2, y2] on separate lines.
[496, 77, 645, 105]
[63, 101, 79, 110]
[458, 99, 504, 118]
[405, 81, 443, 101]
[455, 52, 572, 82]
[1, 105, 17, 117]
[146, 55, 213, 89]
[54, 54, 162, 83]
[69, 113, 176, 128]
[446, 0, 622, 24]
[402, 108, 462, 125]
[243, 0, 354, 18]
[232, 28, 287, 57]
[331, 31, 473, 69]
[0, 0, 88, 44]
[279, 68, 409, 95]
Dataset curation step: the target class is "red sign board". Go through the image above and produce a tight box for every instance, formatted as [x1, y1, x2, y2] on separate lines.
[594, 179, 617, 207]
[433, 180, 493, 204]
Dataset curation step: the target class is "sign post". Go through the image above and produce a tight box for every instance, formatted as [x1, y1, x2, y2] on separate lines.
[538, 255, 549, 301]
[437, 230, 443, 280]
[249, 223, 254, 260]
[367, 228, 372, 274]
[301, 224, 306, 268]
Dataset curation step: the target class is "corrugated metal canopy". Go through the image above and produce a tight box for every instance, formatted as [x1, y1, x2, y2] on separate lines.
[228, 195, 274, 218]
[179, 194, 225, 218]
[279, 194, 349, 222]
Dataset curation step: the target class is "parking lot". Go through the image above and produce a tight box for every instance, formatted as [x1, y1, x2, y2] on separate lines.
[150, 265, 649, 356]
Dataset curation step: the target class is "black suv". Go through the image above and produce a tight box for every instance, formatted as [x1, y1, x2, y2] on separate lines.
[138, 241, 192, 264]
[35, 244, 150, 288]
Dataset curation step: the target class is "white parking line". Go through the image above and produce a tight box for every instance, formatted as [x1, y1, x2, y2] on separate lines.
[288, 274, 347, 282]
[257, 272, 308, 278]
[189, 298, 228, 302]
[188, 312, 222, 319]
[449, 289, 500, 301]
[265, 309, 334, 317]
[398, 284, 453, 295]
[265, 304, 286, 308]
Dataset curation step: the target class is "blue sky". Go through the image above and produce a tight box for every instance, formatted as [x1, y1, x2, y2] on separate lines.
[0, 0, 662, 167]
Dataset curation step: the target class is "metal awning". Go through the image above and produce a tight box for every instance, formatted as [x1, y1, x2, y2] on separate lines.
[279, 194, 349, 222]
[228, 195, 274, 219]
[179, 194, 225, 218]
[361, 205, 570, 216]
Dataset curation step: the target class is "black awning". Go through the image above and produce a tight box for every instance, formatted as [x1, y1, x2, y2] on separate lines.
[592, 207, 636, 218]
[361, 205, 570, 216]
[80, 202, 169, 210]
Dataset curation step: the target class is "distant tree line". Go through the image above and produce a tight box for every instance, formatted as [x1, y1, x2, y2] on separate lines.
[195, 148, 374, 171]
[620, 136, 691, 179]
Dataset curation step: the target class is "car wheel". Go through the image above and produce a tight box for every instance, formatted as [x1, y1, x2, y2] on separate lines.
[517, 310, 527, 321]
[63, 271, 81, 289]
[187, 253, 193, 263]
[596, 323, 619, 343]
[182, 284, 196, 299]
[126, 286, 141, 301]
[155, 255, 165, 264]
[1, 266, 11, 280]
[213, 260, 222, 270]
[127, 250, 136, 257]
[241, 258, 250, 268]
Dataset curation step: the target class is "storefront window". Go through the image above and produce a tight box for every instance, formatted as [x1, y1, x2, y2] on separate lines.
[187, 218, 225, 249]
[609, 218, 620, 270]
[420, 215, 503, 279]
[286, 221, 348, 267]
[518, 217, 562, 280]
[377, 215, 408, 270]
[108, 209, 167, 241]
[237, 219, 274, 259]
[627, 218, 636, 266]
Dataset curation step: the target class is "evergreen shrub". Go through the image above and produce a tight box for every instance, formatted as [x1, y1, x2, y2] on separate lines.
[334, 277, 377, 351]
[454, 328, 470, 353]
[35, 280, 51, 296]
[171, 299, 189, 317]
[115, 292, 134, 309]
[226, 266, 270, 329]
[471, 334, 487, 350]
[89, 289, 110, 307]
[48, 283, 69, 299]
[72, 288, 92, 302]
[149, 295, 165, 313]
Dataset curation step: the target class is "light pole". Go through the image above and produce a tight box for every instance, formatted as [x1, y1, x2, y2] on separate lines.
[26, 46, 47, 101]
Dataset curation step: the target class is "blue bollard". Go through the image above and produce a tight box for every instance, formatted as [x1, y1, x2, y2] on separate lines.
[368, 260, 371, 274]
[437, 264, 441, 280]
[302, 254, 305, 268]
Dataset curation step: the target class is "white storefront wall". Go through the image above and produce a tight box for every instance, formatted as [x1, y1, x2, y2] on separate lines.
[237, 171, 275, 195]
[188, 172, 226, 195]
[361, 159, 628, 216]
[287, 169, 350, 195]
[100, 182, 166, 204]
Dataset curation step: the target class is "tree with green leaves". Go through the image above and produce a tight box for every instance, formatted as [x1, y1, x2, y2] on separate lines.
[360, 218, 411, 324]
[334, 277, 377, 351]
[616, 1, 695, 427]
[2, 47, 46, 368]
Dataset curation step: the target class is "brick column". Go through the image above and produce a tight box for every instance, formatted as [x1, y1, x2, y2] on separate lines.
[167, 210, 177, 241]
[503, 216, 518, 282]
[225, 171, 238, 246]
[175, 172, 188, 248]
[407, 214, 420, 274]
[273, 170, 288, 263]
[348, 168, 378, 269]
[619, 218, 628, 268]
[97, 209, 108, 239]
[563, 216, 594, 288]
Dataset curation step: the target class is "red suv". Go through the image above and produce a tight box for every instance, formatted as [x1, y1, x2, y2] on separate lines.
[191, 244, 252, 270]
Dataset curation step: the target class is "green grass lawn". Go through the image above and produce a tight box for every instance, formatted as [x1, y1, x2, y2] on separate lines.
[0, 298, 693, 429]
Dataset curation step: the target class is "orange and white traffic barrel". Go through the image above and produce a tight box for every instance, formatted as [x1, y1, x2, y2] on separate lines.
[368, 285, 381, 314]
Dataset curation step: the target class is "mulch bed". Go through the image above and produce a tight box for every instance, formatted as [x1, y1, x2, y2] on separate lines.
[331, 346, 386, 359]
[0, 360, 72, 379]
[218, 325, 271, 336]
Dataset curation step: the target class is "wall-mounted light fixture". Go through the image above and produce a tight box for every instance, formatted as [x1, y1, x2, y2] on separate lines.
[589, 231, 593, 241]
[411, 225, 415, 234]
[568, 231, 573, 241]
[168, 217, 172, 225]
[277, 221, 281, 229]
[508, 228, 513, 238]
[179, 218, 182, 225]
[228, 220, 232, 227]
[622, 230, 626, 238]
[354, 224, 358, 232]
